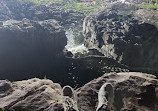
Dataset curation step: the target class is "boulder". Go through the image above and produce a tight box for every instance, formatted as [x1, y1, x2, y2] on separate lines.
[0, 78, 63, 111]
[77, 72, 158, 111]
[83, 2, 158, 74]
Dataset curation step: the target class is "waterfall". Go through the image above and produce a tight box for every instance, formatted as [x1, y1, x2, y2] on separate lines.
[65, 24, 88, 54]
[65, 27, 76, 49]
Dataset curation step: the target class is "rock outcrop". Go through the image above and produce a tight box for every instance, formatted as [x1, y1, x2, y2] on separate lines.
[83, 2, 158, 74]
[0, 72, 157, 111]
[77, 72, 158, 111]
[0, 19, 67, 77]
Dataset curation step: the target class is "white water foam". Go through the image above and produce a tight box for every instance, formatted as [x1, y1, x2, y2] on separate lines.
[68, 44, 89, 54]
[65, 26, 88, 54]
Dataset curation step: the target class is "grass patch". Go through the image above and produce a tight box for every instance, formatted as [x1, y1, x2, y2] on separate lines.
[152, 0, 158, 3]
[21, 0, 102, 15]
[139, 4, 158, 9]
[63, 0, 97, 16]
[118, 13, 132, 21]
[1, 107, 5, 111]
[110, 12, 132, 22]
[21, 0, 60, 4]
[22, 0, 49, 4]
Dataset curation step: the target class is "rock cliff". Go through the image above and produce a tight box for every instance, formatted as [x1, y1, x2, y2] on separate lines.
[83, 2, 158, 74]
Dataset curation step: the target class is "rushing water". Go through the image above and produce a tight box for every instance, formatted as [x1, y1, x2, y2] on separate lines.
[65, 24, 88, 54]
[65, 27, 76, 49]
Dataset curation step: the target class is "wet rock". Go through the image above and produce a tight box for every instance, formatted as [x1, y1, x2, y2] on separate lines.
[77, 72, 158, 111]
[63, 48, 74, 57]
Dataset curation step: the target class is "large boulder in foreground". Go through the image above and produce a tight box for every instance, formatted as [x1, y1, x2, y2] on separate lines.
[0, 72, 157, 111]
[0, 19, 67, 76]
[77, 72, 158, 111]
[83, 2, 158, 74]
[0, 78, 64, 111]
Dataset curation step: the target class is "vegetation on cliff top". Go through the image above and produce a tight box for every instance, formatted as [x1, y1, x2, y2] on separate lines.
[21, 0, 105, 16]
[139, 4, 158, 9]
[139, 0, 158, 9]
[63, 0, 96, 16]
[22, 0, 50, 4]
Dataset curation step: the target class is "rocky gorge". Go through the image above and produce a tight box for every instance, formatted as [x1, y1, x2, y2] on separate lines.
[0, 0, 158, 110]
[0, 0, 130, 87]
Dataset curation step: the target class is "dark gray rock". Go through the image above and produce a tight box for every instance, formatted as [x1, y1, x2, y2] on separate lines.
[0, 19, 67, 77]
[32, 4, 69, 22]
[83, 2, 158, 74]
[44, 103, 64, 111]
[1, 0, 70, 24]
[2, 0, 34, 20]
